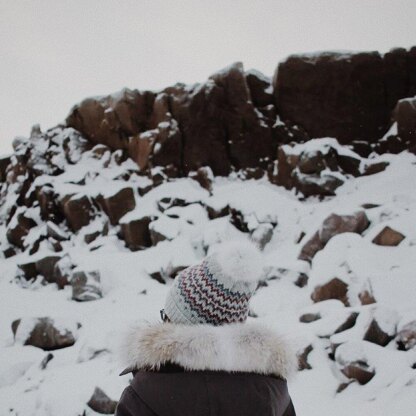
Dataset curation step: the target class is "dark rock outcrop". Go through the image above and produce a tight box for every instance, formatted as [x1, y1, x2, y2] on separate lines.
[66, 88, 155, 150]
[274, 47, 416, 143]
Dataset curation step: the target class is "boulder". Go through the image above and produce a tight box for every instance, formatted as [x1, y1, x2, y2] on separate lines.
[119, 216, 152, 251]
[311, 278, 349, 306]
[128, 109, 182, 173]
[71, 270, 102, 302]
[12, 317, 79, 350]
[87, 387, 118, 414]
[61, 194, 94, 231]
[362, 161, 389, 176]
[372, 226, 405, 246]
[335, 342, 375, 385]
[97, 187, 135, 225]
[341, 362, 375, 385]
[363, 319, 396, 347]
[299, 211, 369, 262]
[35, 254, 62, 283]
[17, 259, 38, 280]
[6, 209, 37, 248]
[396, 320, 416, 350]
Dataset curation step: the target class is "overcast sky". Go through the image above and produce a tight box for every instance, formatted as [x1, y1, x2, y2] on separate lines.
[1, 0, 415, 155]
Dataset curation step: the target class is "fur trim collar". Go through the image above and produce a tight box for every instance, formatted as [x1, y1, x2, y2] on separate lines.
[121, 322, 298, 380]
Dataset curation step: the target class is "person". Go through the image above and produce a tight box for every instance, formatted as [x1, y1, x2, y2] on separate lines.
[115, 241, 297, 416]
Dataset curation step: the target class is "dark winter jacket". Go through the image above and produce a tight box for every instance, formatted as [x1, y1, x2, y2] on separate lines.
[115, 322, 297, 416]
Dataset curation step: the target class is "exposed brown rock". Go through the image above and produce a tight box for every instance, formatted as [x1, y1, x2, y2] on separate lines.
[61, 194, 94, 231]
[120, 216, 152, 251]
[35, 255, 62, 283]
[274, 48, 416, 143]
[87, 387, 118, 414]
[362, 161, 389, 176]
[274, 141, 364, 197]
[334, 312, 359, 334]
[372, 226, 405, 246]
[97, 187, 135, 225]
[341, 362, 375, 385]
[311, 278, 349, 306]
[12, 317, 78, 350]
[297, 344, 313, 370]
[299, 211, 369, 262]
[6, 210, 37, 248]
[17, 259, 38, 280]
[66, 88, 155, 150]
[359, 290, 376, 305]
[364, 319, 396, 346]
[168, 62, 274, 175]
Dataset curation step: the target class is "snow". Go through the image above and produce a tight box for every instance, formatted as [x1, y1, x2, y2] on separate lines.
[1, 137, 416, 415]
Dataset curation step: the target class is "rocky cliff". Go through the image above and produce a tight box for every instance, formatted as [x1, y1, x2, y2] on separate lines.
[1, 47, 416, 415]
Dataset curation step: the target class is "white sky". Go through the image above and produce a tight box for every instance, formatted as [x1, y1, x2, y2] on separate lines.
[1, 0, 415, 155]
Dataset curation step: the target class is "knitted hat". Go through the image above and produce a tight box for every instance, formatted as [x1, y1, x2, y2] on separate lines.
[164, 241, 263, 326]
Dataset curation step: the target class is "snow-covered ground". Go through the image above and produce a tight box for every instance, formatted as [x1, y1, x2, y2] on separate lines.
[1, 148, 416, 415]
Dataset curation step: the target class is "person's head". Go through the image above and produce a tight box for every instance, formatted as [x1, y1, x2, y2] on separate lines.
[162, 240, 263, 325]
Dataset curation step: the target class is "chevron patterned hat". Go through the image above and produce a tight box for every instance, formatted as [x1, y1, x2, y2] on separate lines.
[164, 241, 264, 325]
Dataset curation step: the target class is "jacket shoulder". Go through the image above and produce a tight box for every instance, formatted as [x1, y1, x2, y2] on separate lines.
[115, 385, 157, 416]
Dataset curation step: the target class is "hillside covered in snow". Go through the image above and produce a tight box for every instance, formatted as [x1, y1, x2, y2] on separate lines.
[1, 48, 416, 416]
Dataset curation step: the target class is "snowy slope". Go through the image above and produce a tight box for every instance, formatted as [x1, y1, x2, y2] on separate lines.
[1, 142, 416, 415]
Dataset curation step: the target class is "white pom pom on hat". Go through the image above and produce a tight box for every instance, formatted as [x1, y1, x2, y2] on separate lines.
[208, 240, 264, 283]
